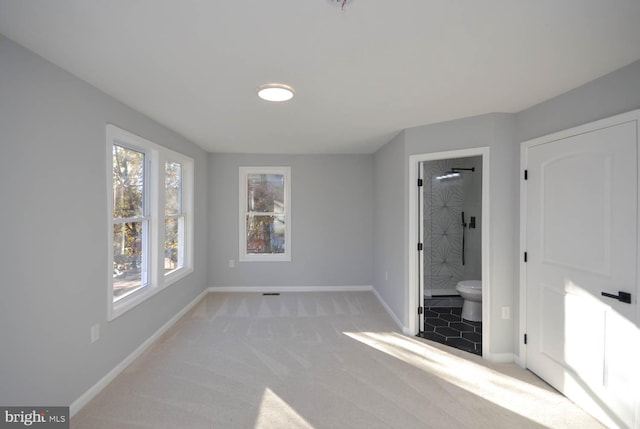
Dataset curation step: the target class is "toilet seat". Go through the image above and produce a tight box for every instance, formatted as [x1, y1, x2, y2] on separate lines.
[456, 280, 482, 294]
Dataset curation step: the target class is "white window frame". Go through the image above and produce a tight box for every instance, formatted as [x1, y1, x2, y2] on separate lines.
[107, 124, 194, 321]
[239, 166, 291, 262]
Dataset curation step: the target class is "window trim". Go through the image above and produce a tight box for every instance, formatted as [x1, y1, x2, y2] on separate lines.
[239, 166, 291, 262]
[107, 124, 194, 321]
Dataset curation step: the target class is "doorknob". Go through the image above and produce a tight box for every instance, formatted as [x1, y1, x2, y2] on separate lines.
[601, 291, 632, 304]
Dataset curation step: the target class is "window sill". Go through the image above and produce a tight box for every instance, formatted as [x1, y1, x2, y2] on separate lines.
[108, 267, 193, 321]
[239, 254, 291, 262]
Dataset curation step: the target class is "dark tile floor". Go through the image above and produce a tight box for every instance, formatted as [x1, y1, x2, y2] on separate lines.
[419, 306, 482, 355]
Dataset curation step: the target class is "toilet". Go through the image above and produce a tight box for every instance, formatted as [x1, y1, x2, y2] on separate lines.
[456, 280, 482, 322]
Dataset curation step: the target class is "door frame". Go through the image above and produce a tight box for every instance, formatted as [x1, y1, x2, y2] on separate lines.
[519, 109, 640, 369]
[408, 147, 491, 358]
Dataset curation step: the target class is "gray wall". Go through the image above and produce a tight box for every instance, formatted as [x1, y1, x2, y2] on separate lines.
[0, 35, 209, 406]
[208, 153, 374, 288]
[516, 60, 640, 143]
[373, 115, 519, 356]
[373, 132, 407, 324]
[404, 113, 518, 355]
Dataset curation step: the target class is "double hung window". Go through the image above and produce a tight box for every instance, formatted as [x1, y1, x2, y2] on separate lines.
[108, 124, 193, 320]
[239, 167, 291, 262]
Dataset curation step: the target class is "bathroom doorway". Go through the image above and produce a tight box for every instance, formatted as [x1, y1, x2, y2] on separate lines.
[419, 156, 483, 354]
[408, 148, 489, 357]
[421, 156, 482, 298]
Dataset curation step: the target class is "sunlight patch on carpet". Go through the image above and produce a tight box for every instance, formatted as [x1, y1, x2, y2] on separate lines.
[343, 331, 566, 428]
[254, 388, 314, 429]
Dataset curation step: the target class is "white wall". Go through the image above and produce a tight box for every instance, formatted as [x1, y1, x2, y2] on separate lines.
[208, 153, 374, 288]
[0, 35, 209, 406]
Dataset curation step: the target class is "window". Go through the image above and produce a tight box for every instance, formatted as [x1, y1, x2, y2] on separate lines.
[239, 166, 291, 262]
[112, 144, 149, 301]
[107, 124, 194, 320]
[164, 161, 184, 273]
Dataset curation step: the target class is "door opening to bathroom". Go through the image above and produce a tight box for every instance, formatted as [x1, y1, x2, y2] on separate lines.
[420, 157, 482, 298]
[417, 154, 484, 356]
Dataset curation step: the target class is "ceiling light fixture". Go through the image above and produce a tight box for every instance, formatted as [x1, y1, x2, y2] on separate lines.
[257, 84, 295, 102]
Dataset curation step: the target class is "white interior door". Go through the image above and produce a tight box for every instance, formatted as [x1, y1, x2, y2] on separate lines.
[524, 117, 639, 429]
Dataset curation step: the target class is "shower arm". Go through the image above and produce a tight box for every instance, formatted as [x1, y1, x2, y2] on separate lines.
[451, 167, 475, 173]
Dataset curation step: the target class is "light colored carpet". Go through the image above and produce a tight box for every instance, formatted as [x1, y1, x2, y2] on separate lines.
[72, 292, 605, 429]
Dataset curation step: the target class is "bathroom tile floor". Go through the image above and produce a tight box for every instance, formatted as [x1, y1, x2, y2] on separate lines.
[419, 306, 482, 355]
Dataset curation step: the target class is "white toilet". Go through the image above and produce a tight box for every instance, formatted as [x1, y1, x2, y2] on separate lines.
[456, 280, 482, 322]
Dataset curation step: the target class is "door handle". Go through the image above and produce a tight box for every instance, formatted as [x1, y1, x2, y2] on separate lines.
[601, 291, 632, 304]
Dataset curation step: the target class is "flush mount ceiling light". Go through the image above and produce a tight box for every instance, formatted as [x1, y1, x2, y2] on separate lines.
[257, 84, 295, 102]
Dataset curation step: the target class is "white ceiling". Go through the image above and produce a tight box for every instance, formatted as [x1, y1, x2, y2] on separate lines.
[1, 1, 640, 154]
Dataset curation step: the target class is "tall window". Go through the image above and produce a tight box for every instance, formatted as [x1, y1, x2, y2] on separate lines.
[112, 144, 149, 300]
[239, 167, 291, 262]
[108, 124, 194, 320]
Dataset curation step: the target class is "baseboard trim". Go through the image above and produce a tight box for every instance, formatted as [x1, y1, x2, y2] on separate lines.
[370, 287, 409, 334]
[209, 285, 413, 335]
[484, 352, 515, 363]
[69, 288, 208, 417]
[208, 285, 373, 293]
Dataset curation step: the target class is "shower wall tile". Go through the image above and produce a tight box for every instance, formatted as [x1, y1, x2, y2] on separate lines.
[423, 159, 464, 295]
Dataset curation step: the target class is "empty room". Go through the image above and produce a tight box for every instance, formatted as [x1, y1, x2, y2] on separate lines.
[1, 1, 640, 428]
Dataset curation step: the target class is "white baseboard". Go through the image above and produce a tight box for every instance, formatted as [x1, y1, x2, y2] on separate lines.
[70, 289, 209, 417]
[210, 285, 413, 335]
[208, 285, 373, 293]
[370, 287, 409, 334]
[484, 352, 516, 363]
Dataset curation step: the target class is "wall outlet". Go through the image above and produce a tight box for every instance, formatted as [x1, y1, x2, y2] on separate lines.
[229, 259, 235, 268]
[91, 324, 100, 343]
[501, 306, 511, 320]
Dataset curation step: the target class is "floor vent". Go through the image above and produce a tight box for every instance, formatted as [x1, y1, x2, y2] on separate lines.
[262, 292, 280, 296]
